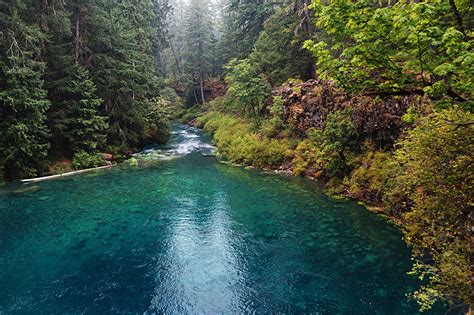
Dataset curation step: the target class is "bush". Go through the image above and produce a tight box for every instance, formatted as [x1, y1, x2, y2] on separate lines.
[347, 143, 396, 205]
[198, 111, 292, 168]
[261, 96, 285, 137]
[391, 107, 473, 310]
[291, 140, 320, 177]
[177, 105, 204, 124]
[72, 151, 105, 170]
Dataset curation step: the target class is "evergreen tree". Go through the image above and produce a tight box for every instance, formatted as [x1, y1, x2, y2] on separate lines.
[47, 62, 107, 153]
[249, 6, 314, 86]
[41, 0, 106, 155]
[182, 0, 214, 105]
[0, 0, 50, 179]
[88, 0, 170, 148]
[218, 0, 275, 64]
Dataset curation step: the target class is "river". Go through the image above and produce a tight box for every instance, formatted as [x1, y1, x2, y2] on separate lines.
[0, 124, 438, 313]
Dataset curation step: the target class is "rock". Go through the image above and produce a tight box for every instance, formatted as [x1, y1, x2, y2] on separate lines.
[101, 153, 113, 160]
[127, 157, 138, 167]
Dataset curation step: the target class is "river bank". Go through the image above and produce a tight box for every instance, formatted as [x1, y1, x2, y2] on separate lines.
[0, 123, 441, 313]
[180, 92, 471, 311]
[186, 113, 397, 222]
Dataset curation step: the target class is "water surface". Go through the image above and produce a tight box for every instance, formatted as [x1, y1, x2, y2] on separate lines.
[0, 125, 438, 313]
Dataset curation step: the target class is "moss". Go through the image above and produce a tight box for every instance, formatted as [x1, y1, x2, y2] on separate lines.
[197, 111, 293, 168]
[291, 140, 319, 176]
[346, 145, 396, 206]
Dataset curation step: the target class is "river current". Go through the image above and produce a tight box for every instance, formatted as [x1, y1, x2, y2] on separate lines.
[0, 124, 441, 313]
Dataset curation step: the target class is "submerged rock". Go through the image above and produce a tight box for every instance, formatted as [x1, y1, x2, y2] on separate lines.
[13, 185, 41, 194]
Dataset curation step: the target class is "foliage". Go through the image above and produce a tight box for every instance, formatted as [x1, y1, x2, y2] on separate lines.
[144, 96, 173, 144]
[0, 0, 174, 179]
[182, 0, 215, 105]
[0, 0, 51, 179]
[88, 0, 170, 149]
[304, 0, 473, 109]
[71, 151, 105, 170]
[249, 7, 313, 86]
[308, 109, 359, 178]
[291, 140, 320, 177]
[0, 57, 51, 180]
[225, 59, 270, 118]
[347, 143, 397, 205]
[218, 0, 275, 64]
[390, 107, 473, 309]
[260, 96, 285, 137]
[127, 157, 139, 167]
[199, 112, 293, 168]
[47, 63, 107, 153]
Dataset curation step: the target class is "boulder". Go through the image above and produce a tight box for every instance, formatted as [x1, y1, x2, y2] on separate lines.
[101, 153, 113, 161]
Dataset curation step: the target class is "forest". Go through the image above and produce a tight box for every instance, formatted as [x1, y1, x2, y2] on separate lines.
[0, 0, 472, 312]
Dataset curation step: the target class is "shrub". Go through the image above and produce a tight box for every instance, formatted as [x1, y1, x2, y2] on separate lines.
[304, 109, 359, 178]
[347, 143, 396, 205]
[72, 151, 105, 170]
[261, 96, 285, 137]
[291, 140, 320, 177]
[198, 111, 292, 168]
[391, 107, 473, 310]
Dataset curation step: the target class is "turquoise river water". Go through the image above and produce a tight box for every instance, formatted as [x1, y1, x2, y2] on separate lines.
[0, 125, 443, 314]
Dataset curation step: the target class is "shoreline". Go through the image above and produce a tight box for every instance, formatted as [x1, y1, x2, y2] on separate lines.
[192, 120, 406, 229]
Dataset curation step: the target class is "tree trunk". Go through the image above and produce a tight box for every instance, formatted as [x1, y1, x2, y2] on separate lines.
[304, 0, 316, 79]
[199, 69, 205, 106]
[197, 13, 206, 105]
[170, 41, 181, 75]
[75, 15, 80, 62]
[449, 0, 467, 38]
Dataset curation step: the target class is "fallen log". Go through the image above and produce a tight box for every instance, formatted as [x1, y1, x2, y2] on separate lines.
[20, 164, 115, 183]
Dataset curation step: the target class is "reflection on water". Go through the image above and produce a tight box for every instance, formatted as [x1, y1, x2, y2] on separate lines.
[0, 125, 444, 314]
[148, 192, 246, 313]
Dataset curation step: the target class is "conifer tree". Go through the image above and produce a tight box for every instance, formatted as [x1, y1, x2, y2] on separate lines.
[47, 62, 107, 153]
[218, 0, 274, 64]
[183, 0, 214, 105]
[41, 0, 106, 155]
[88, 0, 169, 148]
[0, 0, 51, 179]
